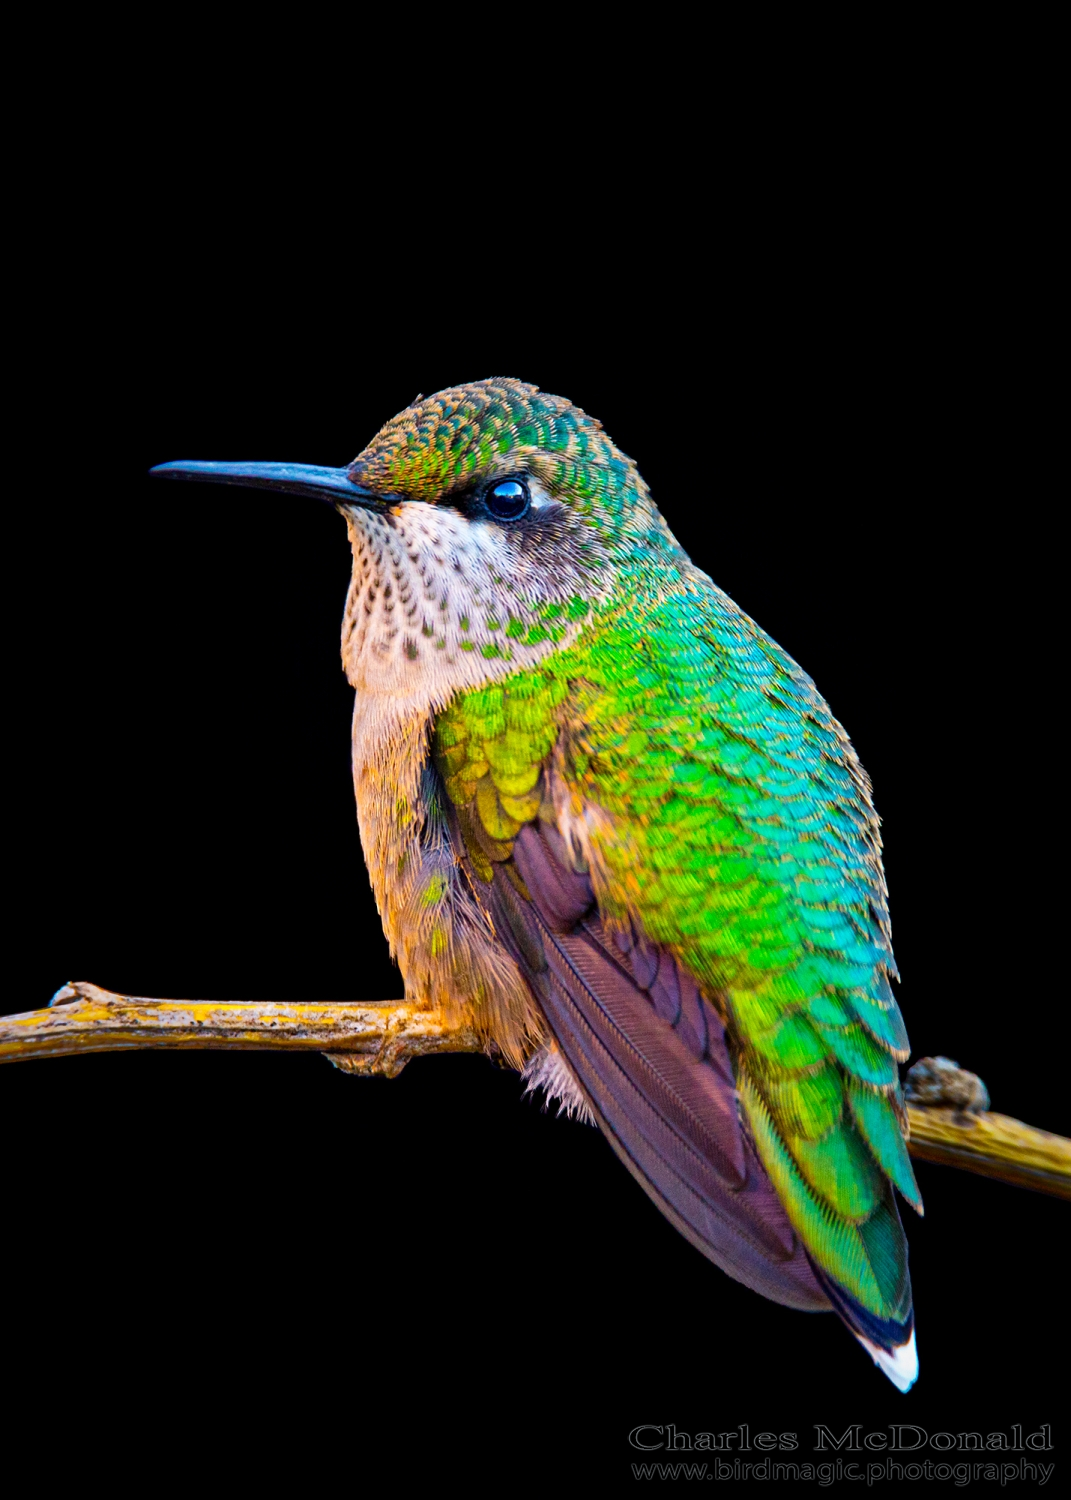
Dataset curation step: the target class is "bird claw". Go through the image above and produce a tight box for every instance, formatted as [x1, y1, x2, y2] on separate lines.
[905, 1056, 990, 1116]
[324, 1043, 411, 1079]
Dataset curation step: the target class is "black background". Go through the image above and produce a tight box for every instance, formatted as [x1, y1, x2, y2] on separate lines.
[5, 88, 1064, 1486]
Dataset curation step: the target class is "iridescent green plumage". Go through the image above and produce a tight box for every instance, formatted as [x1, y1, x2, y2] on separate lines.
[431, 575, 920, 1319]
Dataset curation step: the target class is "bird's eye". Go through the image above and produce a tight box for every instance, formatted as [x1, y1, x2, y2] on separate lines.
[485, 478, 530, 521]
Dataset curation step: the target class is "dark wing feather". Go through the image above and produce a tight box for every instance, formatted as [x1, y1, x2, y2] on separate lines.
[499, 821, 830, 1313]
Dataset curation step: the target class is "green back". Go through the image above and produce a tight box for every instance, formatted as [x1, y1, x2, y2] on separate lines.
[434, 570, 920, 1321]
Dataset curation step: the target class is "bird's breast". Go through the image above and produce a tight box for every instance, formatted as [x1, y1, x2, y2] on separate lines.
[349, 692, 542, 1063]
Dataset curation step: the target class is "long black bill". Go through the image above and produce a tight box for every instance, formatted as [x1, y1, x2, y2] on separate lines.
[150, 459, 384, 507]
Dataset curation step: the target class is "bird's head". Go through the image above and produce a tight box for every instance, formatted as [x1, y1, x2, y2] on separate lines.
[154, 379, 679, 709]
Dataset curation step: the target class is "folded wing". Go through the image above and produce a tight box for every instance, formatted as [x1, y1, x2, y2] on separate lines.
[494, 820, 830, 1312]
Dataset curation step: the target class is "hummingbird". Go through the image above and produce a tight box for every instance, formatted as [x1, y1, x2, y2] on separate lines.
[153, 378, 921, 1390]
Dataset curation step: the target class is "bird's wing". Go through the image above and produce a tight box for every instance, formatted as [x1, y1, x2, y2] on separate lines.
[432, 573, 920, 1363]
[498, 819, 828, 1312]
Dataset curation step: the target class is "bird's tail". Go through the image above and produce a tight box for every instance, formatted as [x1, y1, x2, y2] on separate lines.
[808, 1258, 918, 1392]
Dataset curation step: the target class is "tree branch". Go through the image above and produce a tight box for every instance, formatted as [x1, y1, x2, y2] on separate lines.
[0, 982, 480, 1079]
[904, 1106, 1070, 1199]
[2, 983, 1068, 1199]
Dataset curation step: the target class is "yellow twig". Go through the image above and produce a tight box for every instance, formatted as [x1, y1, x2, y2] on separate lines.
[0, 981, 480, 1079]
[906, 1105, 1070, 1200]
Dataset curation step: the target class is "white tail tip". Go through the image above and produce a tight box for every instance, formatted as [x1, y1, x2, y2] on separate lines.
[855, 1328, 918, 1392]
